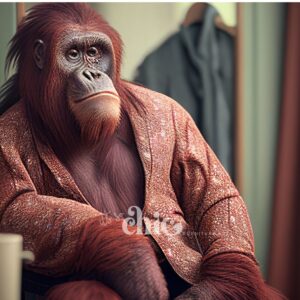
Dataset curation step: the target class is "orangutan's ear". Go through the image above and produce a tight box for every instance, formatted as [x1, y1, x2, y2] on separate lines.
[33, 39, 46, 69]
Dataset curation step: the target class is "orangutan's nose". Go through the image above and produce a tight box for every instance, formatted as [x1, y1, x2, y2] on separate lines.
[82, 69, 101, 81]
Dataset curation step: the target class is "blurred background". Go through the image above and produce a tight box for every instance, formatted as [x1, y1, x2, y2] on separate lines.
[0, 2, 299, 299]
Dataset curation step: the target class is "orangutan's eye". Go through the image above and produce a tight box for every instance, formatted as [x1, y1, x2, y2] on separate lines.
[67, 48, 80, 60]
[87, 47, 99, 57]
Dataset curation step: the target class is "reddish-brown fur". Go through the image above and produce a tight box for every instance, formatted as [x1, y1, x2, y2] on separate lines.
[1, 3, 286, 300]
[197, 253, 285, 300]
[64, 111, 145, 214]
[73, 217, 168, 299]
[46, 281, 121, 300]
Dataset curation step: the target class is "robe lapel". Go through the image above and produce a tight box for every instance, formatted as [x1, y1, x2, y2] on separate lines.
[34, 136, 89, 205]
[124, 99, 153, 216]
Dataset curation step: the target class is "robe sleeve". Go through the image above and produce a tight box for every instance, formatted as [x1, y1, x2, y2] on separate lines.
[0, 135, 103, 277]
[171, 103, 258, 264]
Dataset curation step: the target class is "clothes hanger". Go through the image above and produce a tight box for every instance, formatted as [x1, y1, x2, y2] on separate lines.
[182, 3, 236, 36]
[17, 3, 26, 25]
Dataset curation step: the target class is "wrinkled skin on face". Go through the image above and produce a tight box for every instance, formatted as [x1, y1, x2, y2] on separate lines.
[34, 30, 121, 145]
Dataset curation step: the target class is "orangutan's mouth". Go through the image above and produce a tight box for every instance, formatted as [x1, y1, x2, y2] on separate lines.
[75, 91, 120, 103]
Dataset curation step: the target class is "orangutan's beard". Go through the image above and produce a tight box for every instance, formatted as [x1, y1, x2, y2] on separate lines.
[69, 93, 121, 147]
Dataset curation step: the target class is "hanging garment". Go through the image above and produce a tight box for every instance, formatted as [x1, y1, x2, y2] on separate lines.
[134, 5, 235, 177]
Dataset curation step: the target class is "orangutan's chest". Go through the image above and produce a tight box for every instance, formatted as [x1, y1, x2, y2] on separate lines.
[66, 139, 145, 217]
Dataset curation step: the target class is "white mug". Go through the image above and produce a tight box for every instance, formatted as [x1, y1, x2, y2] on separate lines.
[0, 234, 34, 300]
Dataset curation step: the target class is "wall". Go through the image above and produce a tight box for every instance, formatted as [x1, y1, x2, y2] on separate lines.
[0, 4, 16, 86]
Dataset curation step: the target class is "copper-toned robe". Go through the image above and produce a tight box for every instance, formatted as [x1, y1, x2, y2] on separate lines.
[0, 83, 256, 284]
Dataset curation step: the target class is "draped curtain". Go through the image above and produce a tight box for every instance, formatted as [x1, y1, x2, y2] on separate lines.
[268, 4, 300, 300]
[240, 3, 285, 276]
